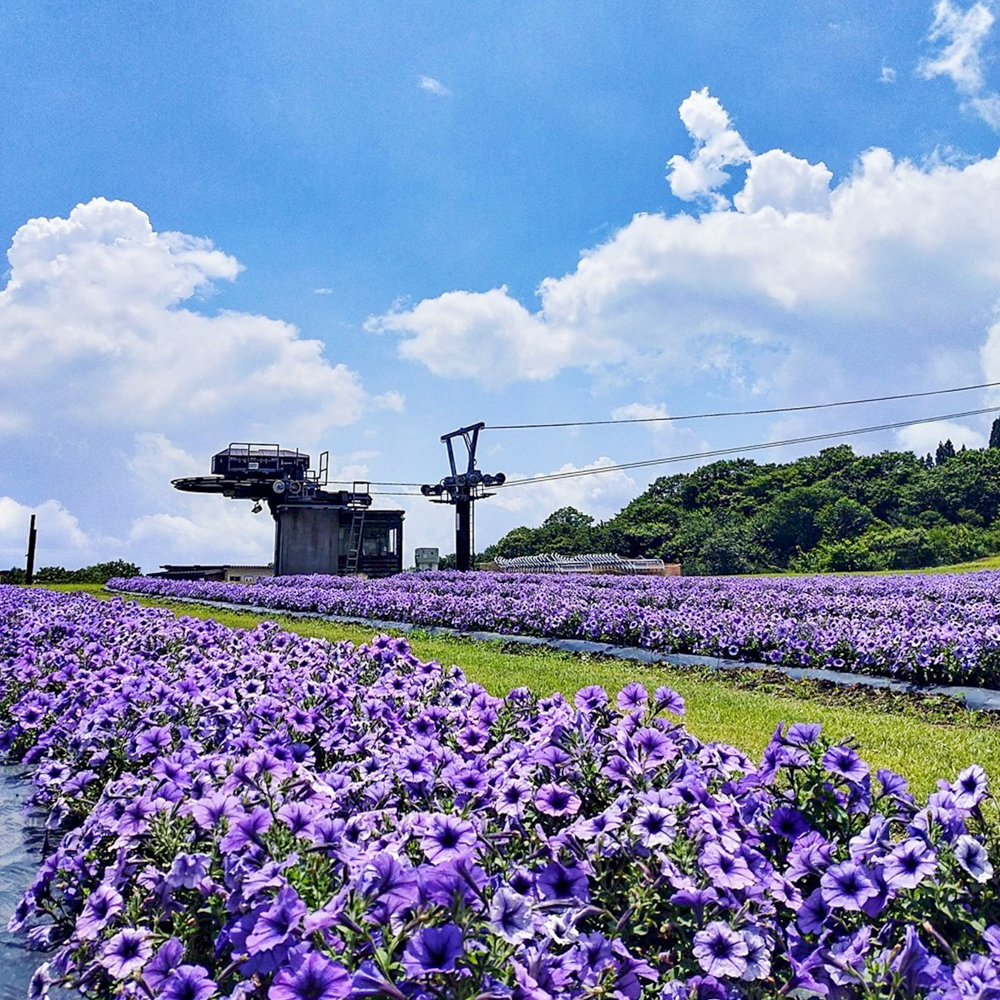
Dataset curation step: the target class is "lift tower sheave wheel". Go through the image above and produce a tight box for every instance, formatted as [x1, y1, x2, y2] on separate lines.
[420, 423, 506, 572]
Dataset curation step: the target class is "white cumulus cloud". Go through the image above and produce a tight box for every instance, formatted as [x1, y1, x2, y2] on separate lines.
[0, 496, 106, 567]
[896, 419, 986, 455]
[666, 88, 752, 206]
[366, 285, 607, 386]
[919, 0, 1000, 128]
[0, 198, 376, 437]
[733, 149, 833, 215]
[369, 92, 1000, 417]
[920, 0, 994, 92]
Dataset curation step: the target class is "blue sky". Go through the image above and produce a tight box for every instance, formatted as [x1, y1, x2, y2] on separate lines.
[3, 0, 1000, 570]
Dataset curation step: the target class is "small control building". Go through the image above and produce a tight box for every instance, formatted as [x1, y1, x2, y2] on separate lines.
[414, 547, 440, 571]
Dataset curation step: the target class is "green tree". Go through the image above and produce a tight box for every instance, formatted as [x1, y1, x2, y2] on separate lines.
[990, 417, 1000, 450]
[752, 484, 836, 565]
[935, 439, 956, 465]
[816, 497, 875, 541]
[536, 507, 598, 554]
[485, 526, 540, 559]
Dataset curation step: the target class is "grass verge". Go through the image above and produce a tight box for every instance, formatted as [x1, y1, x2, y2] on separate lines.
[41, 584, 998, 800]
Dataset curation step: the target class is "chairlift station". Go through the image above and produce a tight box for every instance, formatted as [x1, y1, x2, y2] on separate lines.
[172, 444, 403, 577]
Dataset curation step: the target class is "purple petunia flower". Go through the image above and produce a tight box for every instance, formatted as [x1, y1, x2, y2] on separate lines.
[277, 802, 317, 837]
[882, 838, 937, 890]
[245, 886, 307, 955]
[420, 855, 487, 907]
[537, 860, 590, 903]
[825, 926, 871, 988]
[135, 725, 173, 756]
[27, 963, 50, 1000]
[356, 852, 420, 913]
[100, 928, 153, 979]
[219, 805, 273, 852]
[401, 924, 465, 977]
[954, 834, 995, 882]
[75, 882, 124, 941]
[495, 777, 533, 817]
[534, 782, 581, 817]
[785, 830, 833, 882]
[269, 949, 350, 1000]
[488, 887, 534, 944]
[890, 925, 945, 994]
[454, 724, 490, 752]
[952, 763, 989, 809]
[574, 685, 609, 711]
[144, 937, 185, 992]
[797, 888, 830, 935]
[700, 843, 756, 890]
[876, 767, 911, 801]
[632, 727, 676, 767]
[573, 803, 623, 841]
[769, 806, 809, 841]
[616, 682, 648, 712]
[573, 931, 614, 978]
[786, 722, 821, 746]
[740, 925, 772, 982]
[820, 860, 878, 911]
[117, 795, 158, 836]
[160, 965, 218, 1000]
[692, 921, 749, 979]
[166, 852, 212, 890]
[419, 813, 479, 863]
[350, 960, 405, 1000]
[631, 804, 677, 848]
[951, 954, 1000, 997]
[822, 745, 869, 784]
[188, 792, 241, 831]
[653, 685, 685, 715]
[848, 814, 890, 862]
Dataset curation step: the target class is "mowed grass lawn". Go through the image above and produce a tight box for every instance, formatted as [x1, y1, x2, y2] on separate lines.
[49, 584, 1000, 801]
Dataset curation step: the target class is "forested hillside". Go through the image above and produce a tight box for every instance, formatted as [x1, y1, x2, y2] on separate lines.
[483, 439, 1000, 574]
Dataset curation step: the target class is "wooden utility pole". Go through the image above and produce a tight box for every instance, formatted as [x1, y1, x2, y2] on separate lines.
[25, 514, 37, 585]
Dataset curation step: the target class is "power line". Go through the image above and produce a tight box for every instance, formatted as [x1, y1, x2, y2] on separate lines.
[326, 394, 1000, 492]
[496, 405, 1000, 488]
[487, 380, 1000, 430]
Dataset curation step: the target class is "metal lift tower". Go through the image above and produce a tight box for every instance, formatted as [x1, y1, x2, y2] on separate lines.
[420, 423, 505, 571]
[172, 443, 404, 577]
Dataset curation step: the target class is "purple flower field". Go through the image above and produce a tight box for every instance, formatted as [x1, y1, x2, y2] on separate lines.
[111, 569, 1000, 688]
[2, 585, 1000, 999]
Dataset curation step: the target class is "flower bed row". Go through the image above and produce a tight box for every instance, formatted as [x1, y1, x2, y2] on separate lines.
[109, 569, 1000, 688]
[2, 584, 999, 999]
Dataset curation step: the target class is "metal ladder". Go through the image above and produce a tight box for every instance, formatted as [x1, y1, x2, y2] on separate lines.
[344, 483, 369, 574]
[344, 510, 365, 574]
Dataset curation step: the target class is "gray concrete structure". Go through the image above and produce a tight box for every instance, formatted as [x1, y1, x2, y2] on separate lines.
[274, 505, 341, 576]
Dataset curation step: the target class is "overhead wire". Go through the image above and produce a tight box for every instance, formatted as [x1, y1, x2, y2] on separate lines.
[487, 379, 1000, 430]
[496, 405, 1000, 488]
[321, 380, 1000, 493]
